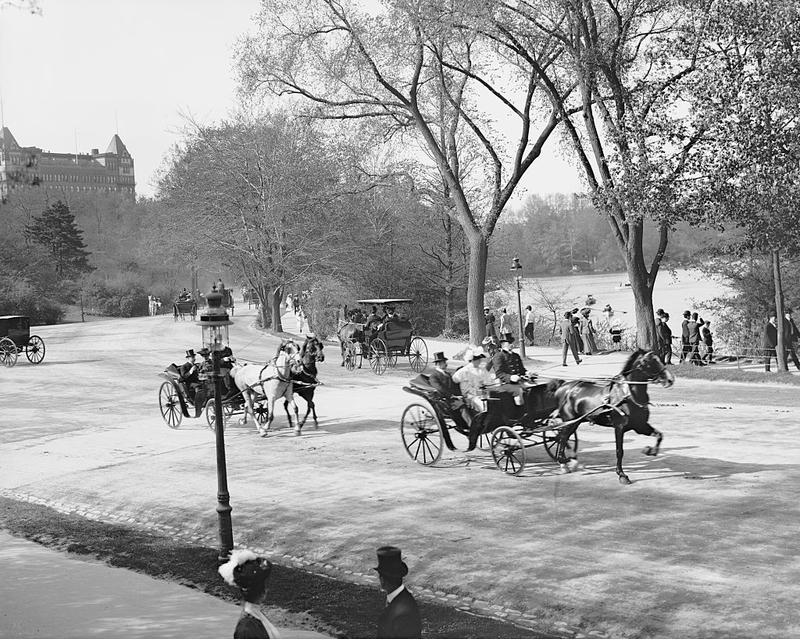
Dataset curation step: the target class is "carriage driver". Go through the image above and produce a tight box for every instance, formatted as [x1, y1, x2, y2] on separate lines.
[491, 336, 535, 406]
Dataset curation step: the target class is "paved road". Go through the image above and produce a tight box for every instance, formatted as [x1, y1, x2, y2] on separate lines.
[2, 307, 800, 639]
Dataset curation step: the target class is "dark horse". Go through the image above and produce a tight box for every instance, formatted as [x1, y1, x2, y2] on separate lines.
[548, 349, 674, 484]
[286, 334, 325, 431]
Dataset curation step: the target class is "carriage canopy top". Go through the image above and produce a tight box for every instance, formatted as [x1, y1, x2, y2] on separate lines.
[356, 299, 413, 305]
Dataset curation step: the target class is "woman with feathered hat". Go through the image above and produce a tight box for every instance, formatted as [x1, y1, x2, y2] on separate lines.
[219, 549, 283, 639]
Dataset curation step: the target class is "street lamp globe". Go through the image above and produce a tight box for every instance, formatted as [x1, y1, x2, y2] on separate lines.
[198, 287, 232, 352]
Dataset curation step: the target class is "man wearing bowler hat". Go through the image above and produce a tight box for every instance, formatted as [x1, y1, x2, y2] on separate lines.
[428, 351, 470, 435]
[374, 546, 421, 639]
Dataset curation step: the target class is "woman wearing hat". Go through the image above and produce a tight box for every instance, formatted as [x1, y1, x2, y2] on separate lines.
[452, 350, 496, 450]
[219, 550, 283, 639]
[374, 546, 421, 639]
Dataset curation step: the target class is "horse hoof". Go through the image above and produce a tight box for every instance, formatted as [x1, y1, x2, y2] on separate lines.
[642, 446, 658, 456]
[293, 428, 302, 437]
[566, 458, 581, 472]
[259, 429, 269, 438]
[238, 418, 247, 426]
[619, 475, 632, 485]
[558, 463, 572, 475]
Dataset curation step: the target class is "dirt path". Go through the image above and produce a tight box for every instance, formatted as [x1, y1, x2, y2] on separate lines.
[2, 308, 799, 638]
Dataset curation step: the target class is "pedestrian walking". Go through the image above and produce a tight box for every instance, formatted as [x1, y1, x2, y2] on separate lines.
[484, 307, 497, 340]
[763, 311, 779, 372]
[701, 319, 714, 363]
[524, 305, 535, 346]
[560, 311, 582, 366]
[783, 308, 800, 371]
[687, 312, 703, 365]
[218, 550, 283, 639]
[660, 312, 673, 364]
[374, 546, 422, 639]
[679, 310, 691, 363]
[579, 308, 597, 355]
[498, 308, 513, 343]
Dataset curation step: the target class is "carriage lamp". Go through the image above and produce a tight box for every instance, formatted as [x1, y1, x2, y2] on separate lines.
[510, 257, 527, 359]
[197, 286, 234, 561]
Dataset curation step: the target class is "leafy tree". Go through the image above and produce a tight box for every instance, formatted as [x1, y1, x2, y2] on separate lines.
[687, 0, 800, 370]
[236, 0, 569, 344]
[24, 200, 93, 282]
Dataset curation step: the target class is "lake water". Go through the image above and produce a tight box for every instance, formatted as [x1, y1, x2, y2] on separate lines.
[518, 268, 728, 330]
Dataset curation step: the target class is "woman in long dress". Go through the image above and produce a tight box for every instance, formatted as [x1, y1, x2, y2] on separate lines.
[580, 308, 598, 355]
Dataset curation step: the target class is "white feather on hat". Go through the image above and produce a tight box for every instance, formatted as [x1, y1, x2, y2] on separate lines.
[218, 549, 258, 586]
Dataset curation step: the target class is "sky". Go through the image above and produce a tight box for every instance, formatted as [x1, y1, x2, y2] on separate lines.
[0, 0, 584, 201]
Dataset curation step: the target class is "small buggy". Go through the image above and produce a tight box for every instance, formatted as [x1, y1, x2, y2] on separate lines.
[0, 315, 46, 367]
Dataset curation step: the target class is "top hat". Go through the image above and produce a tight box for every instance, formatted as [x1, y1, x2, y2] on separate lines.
[197, 348, 211, 357]
[786, 308, 793, 314]
[373, 546, 408, 579]
[483, 307, 490, 311]
[433, 351, 448, 363]
[499, 335, 515, 344]
[185, 349, 195, 359]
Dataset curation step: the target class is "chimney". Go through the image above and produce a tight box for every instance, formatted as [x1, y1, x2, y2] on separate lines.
[91, 148, 99, 155]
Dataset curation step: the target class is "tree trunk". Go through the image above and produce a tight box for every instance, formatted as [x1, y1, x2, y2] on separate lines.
[626, 222, 657, 350]
[271, 287, 283, 333]
[773, 249, 787, 372]
[465, 230, 488, 346]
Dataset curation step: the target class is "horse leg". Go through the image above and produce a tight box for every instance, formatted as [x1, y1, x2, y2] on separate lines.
[642, 425, 663, 457]
[557, 421, 580, 473]
[284, 389, 300, 435]
[615, 427, 632, 485]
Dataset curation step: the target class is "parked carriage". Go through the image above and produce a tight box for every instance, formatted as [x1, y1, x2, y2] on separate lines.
[338, 298, 428, 375]
[0, 315, 46, 367]
[246, 289, 261, 309]
[400, 375, 578, 475]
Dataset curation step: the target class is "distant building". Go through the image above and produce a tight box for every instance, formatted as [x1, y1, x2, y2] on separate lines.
[0, 127, 136, 201]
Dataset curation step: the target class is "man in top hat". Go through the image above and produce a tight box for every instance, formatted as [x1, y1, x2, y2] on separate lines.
[374, 546, 421, 639]
[491, 336, 534, 407]
[179, 349, 199, 386]
[428, 351, 470, 435]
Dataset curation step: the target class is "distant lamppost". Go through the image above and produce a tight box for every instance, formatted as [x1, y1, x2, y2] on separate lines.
[510, 257, 526, 359]
[197, 286, 234, 561]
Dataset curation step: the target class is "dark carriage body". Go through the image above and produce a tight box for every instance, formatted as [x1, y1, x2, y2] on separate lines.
[0, 315, 46, 366]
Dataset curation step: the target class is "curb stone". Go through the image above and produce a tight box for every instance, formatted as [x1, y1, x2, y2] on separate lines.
[0, 488, 616, 638]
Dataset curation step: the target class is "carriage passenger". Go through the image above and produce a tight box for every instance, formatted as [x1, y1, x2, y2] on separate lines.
[452, 350, 496, 451]
[179, 349, 199, 387]
[365, 306, 381, 331]
[491, 336, 535, 406]
[428, 352, 470, 434]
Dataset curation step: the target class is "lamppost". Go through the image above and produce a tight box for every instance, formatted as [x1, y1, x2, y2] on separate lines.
[197, 286, 234, 561]
[510, 257, 526, 359]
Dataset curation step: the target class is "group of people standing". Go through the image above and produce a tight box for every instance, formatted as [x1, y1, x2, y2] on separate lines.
[762, 308, 800, 372]
[559, 307, 598, 366]
[653, 309, 713, 365]
[484, 305, 536, 346]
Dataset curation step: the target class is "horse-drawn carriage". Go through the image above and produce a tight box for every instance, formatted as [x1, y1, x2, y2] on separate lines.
[173, 297, 198, 322]
[401, 375, 577, 474]
[0, 315, 46, 367]
[400, 349, 675, 482]
[246, 289, 261, 309]
[338, 298, 429, 375]
[158, 336, 325, 436]
[221, 288, 235, 316]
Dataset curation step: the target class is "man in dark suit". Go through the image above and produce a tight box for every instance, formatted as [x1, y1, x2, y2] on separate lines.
[679, 310, 691, 363]
[374, 546, 421, 639]
[428, 351, 470, 435]
[783, 308, 800, 371]
[764, 311, 779, 372]
[491, 336, 534, 406]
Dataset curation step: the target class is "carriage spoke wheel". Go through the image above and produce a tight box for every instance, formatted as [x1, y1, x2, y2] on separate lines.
[159, 381, 183, 429]
[401, 403, 443, 465]
[370, 339, 388, 375]
[25, 335, 45, 364]
[0, 337, 18, 368]
[408, 337, 428, 372]
[543, 426, 579, 462]
[491, 426, 526, 476]
[254, 401, 270, 425]
[387, 350, 398, 368]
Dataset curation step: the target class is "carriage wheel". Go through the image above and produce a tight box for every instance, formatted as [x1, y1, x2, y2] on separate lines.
[0, 337, 18, 368]
[370, 339, 388, 375]
[478, 431, 492, 450]
[543, 425, 579, 462]
[25, 335, 45, 364]
[401, 403, 443, 465]
[491, 426, 526, 476]
[253, 401, 270, 425]
[159, 381, 183, 429]
[408, 337, 428, 372]
[387, 349, 398, 368]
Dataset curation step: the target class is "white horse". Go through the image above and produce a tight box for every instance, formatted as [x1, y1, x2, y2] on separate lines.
[231, 341, 301, 437]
